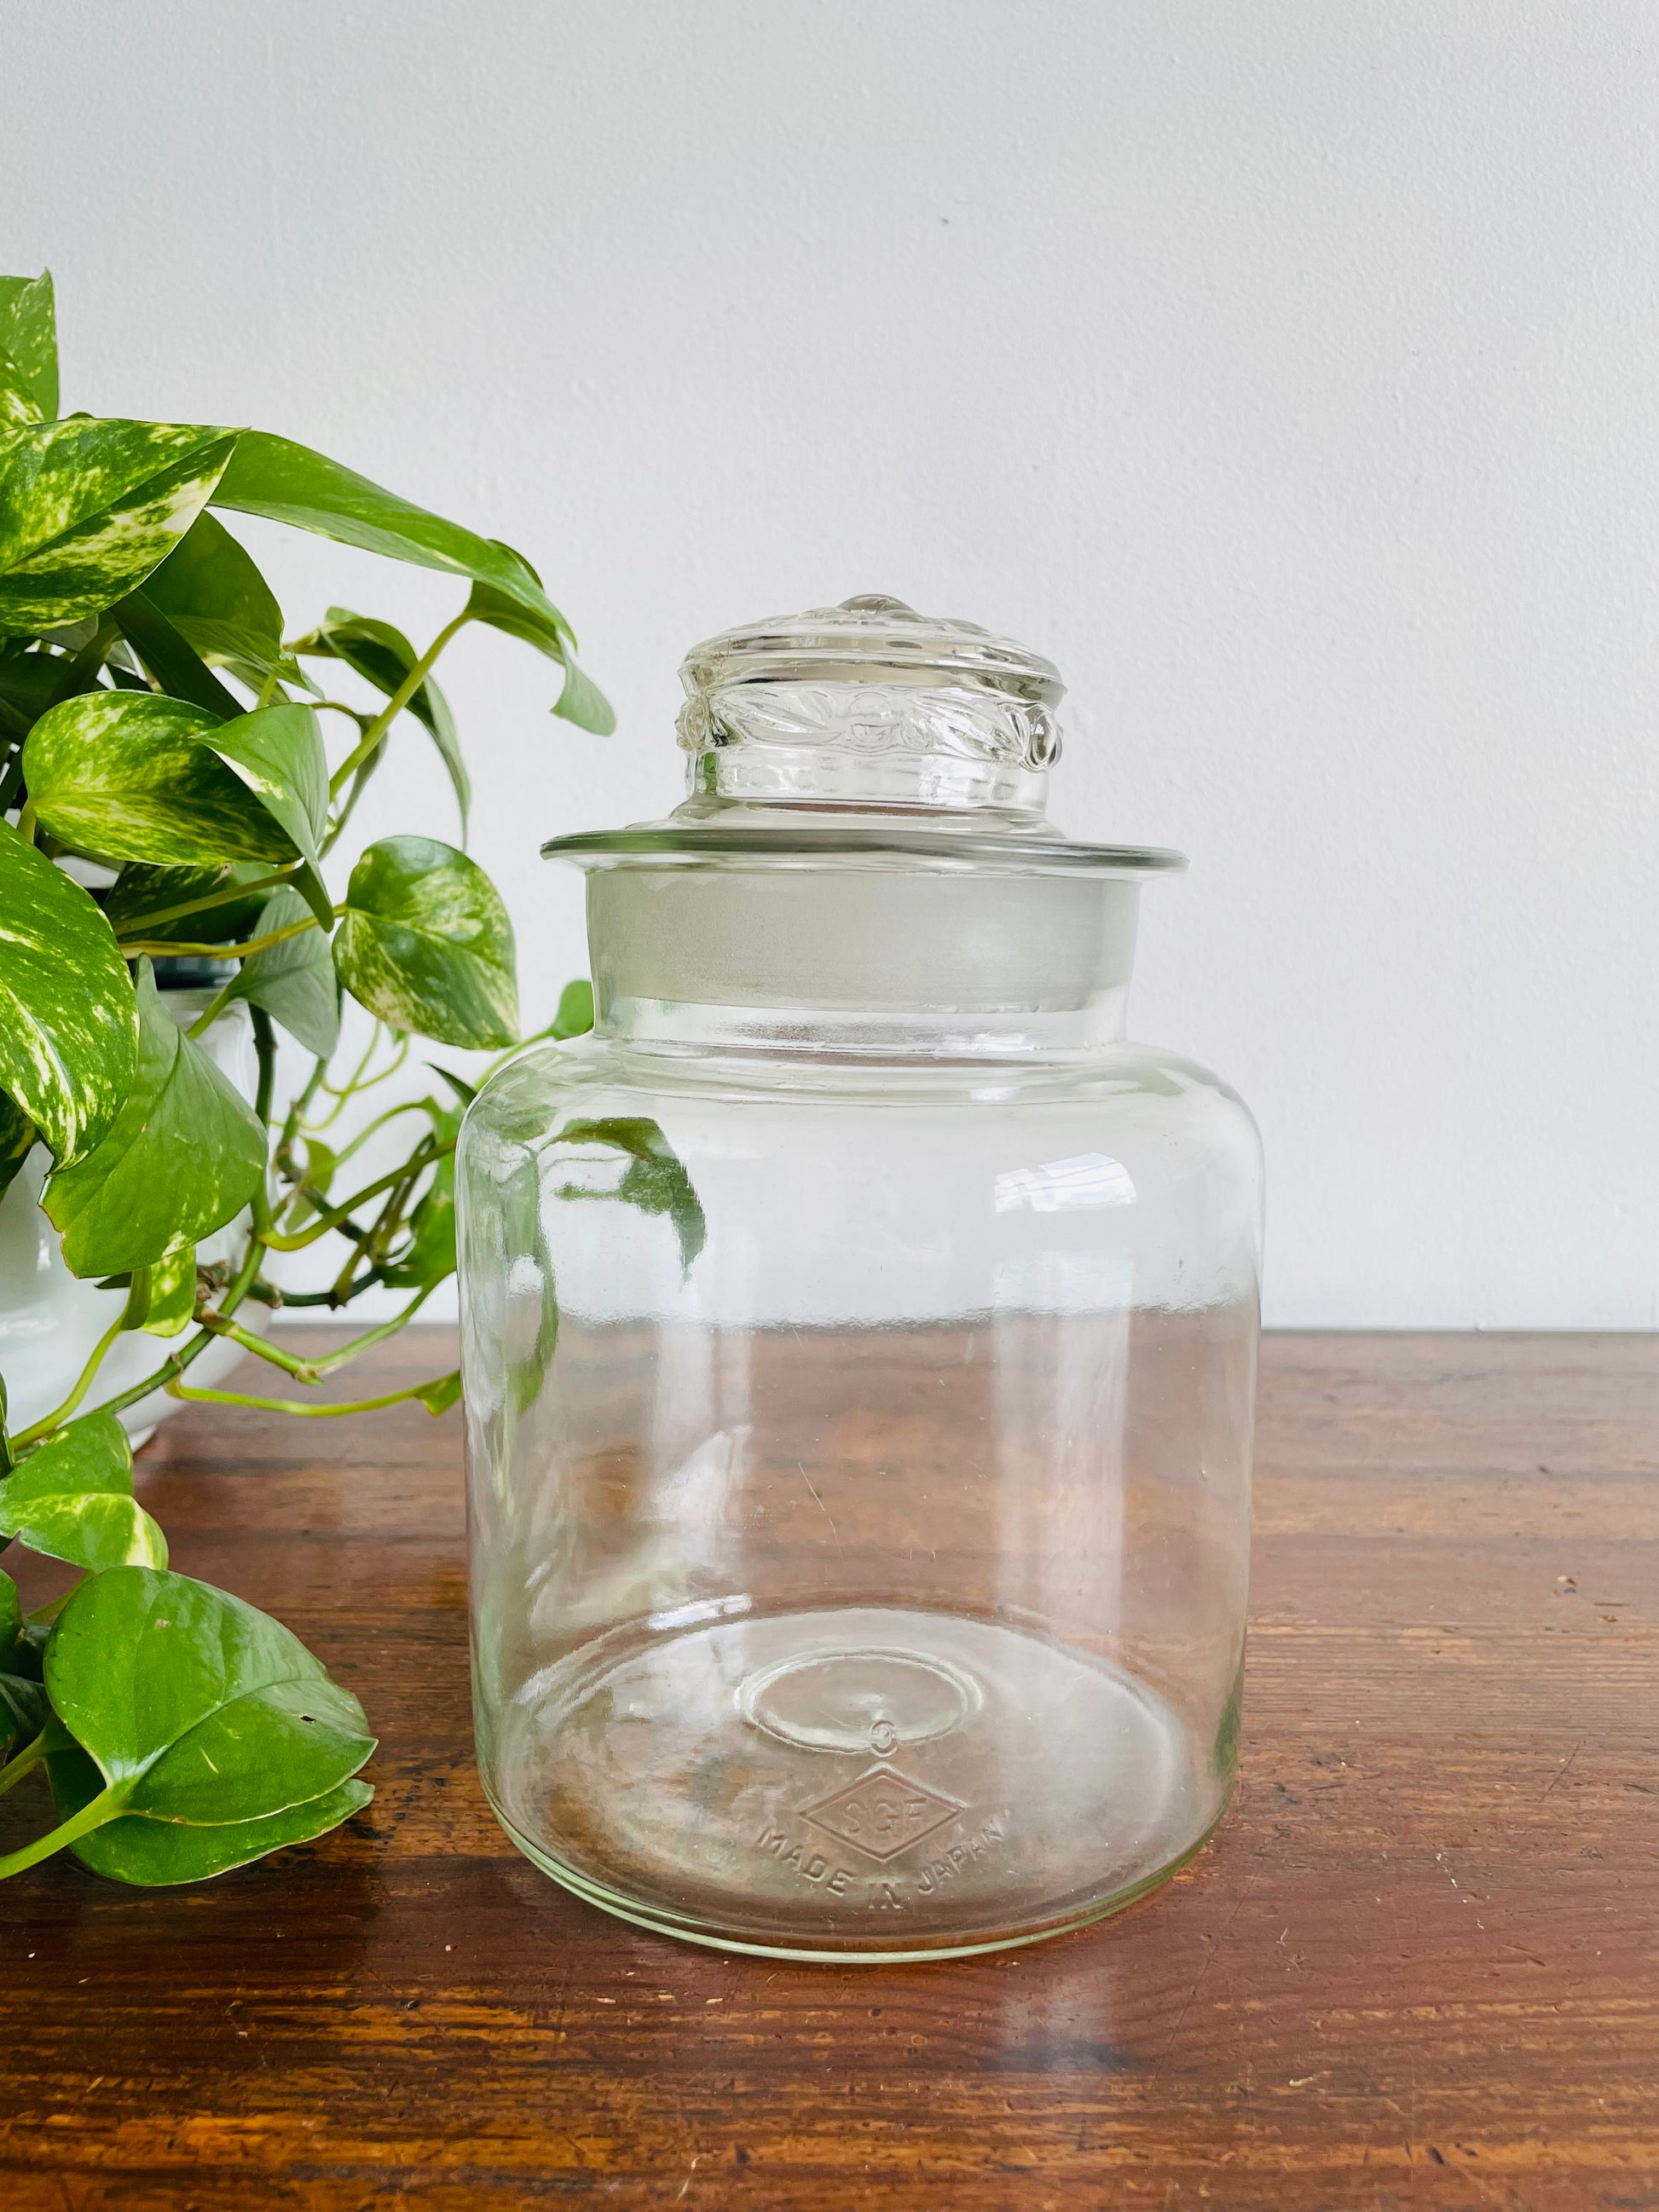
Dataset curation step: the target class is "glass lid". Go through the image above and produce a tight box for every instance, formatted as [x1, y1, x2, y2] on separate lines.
[543, 593, 1184, 875]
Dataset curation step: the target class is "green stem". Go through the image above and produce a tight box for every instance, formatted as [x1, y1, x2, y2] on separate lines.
[248, 1008, 279, 1242]
[257, 1143, 437, 1253]
[166, 1372, 459, 1419]
[113, 868, 294, 939]
[313, 1285, 439, 1373]
[331, 1152, 426, 1300]
[276, 1267, 389, 1308]
[13, 1271, 149, 1447]
[0, 1782, 126, 1881]
[273, 1057, 329, 1204]
[307, 1025, 384, 1126]
[314, 700, 373, 732]
[120, 913, 330, 963]
[327, 612, 471, 797]
[186, 975, 240, 1039]
[194, 1314, 320, 1381]
[199, 1282, 438, 1383]
[322, 759, 374, 856]
[0, 1730, 49, 1801]
[15, 801, 38, 844]
[330, 1098, 431, 1168]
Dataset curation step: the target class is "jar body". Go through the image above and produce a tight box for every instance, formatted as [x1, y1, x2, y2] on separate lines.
[458, 1026, 1261, 1960]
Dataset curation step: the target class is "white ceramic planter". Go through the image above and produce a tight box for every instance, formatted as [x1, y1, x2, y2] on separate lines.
[0, 991, 256, 1444]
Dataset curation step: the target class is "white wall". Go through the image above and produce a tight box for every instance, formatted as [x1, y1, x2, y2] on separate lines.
[6, 1, 1657, 1328]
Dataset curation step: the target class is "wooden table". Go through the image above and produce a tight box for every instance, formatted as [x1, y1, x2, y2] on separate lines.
[3, 1331, 1656, 2209]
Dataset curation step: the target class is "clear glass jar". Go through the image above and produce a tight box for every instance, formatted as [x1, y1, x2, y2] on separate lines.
[458, 596, 1262, 1961]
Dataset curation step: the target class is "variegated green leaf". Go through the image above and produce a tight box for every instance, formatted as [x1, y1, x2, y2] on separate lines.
[0, 1412, 168, 1571]
[200, 702, 327, 870]
[292, 607, 469, 840]
[0, 416, 238, 632]
[0, 272, 58, 419]
[552, 656, 616, 735]
[465, 546, 612, 734]
[43, 960, 267, 1275]
[334, 835, 517, 1048]
[212, 433, 575, 638]
[225, 887, 340, 1058]
[0, 1087, 34, 1201]
[140, 1233, 198, 1337]
[0, 828, 136, 1164]
[24, 691, 297, 867]
[0, 346, 43, 430]
[142, 511, 284, 674]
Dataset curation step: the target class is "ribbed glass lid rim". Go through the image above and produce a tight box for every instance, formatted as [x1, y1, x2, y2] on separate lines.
[541, 823, 1186, 873]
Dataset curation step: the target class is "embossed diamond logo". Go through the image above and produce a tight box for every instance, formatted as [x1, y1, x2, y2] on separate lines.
[800, 1764, 965, 1863]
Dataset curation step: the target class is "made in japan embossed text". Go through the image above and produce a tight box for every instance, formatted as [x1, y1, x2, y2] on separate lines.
[754, 1762, 1007, 1908]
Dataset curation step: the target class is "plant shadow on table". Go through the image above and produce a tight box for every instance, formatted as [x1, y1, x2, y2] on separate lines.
[0, 1786, 380, 1980]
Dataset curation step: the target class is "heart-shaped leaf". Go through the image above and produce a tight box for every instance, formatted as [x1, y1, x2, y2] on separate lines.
[43, 959, 267, 1274]
[139, 1232, 198, 1337]
[212, 433, 574, 638]
[0, 416, 238, 631]
[525, 977, 595, 1046]
[225, 887, 341, 1058]
[294, 608, 470, 840]
[141, 511, 284, 678]
[49, 1571, 373, 1798]
[334, 835, 517, 1048]
[553, 1117, 707, 1272]
[0, 272, 58, 420]
[459, 539, 572, 648]
[552, 656, 616, 735]
[45, 1739, 372, 1883]
[0, 828, 136, 1164]
[199, 702, 328, 871]
[0, 1411, 167, 1570]
[39, 1566, 375, 1882]
[464, 547, 612, 736]
[24, 692, 295, 867]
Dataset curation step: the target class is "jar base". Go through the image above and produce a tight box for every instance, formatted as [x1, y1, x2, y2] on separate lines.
[481, 1604, 1228, 1961]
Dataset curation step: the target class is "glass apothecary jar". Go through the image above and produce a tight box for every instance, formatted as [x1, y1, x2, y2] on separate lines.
[457, 595, 1262, 1961]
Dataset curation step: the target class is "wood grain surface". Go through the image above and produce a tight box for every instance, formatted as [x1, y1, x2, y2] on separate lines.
[2, 1330, 1655, 2210]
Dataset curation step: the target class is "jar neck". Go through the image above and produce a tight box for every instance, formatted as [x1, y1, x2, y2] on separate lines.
[584, 863, 1141, 1062]
[591, 989, 1131, 1060]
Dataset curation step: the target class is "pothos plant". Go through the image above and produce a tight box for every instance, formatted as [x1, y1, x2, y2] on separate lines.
[0, 269, 655, 1888]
